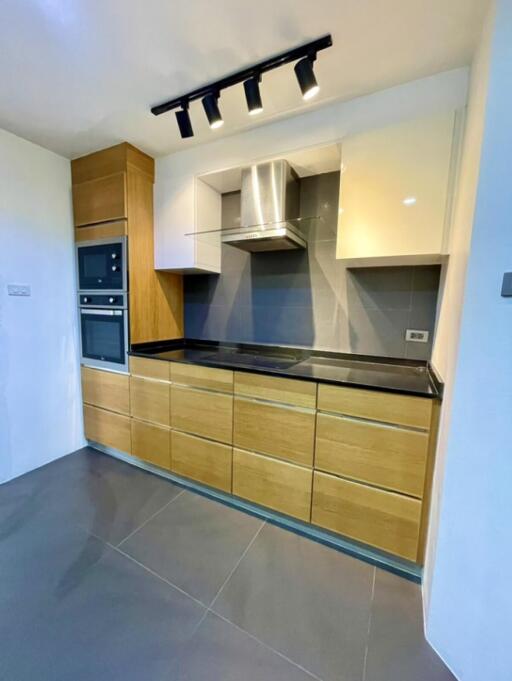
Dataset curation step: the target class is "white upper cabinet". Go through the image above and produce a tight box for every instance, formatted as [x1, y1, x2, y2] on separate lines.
[336, 112, 459, 266]
[155, 175, 221, 273]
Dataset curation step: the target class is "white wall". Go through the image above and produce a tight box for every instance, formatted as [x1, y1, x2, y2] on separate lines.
[425, 1, 512, 679]
[424, 4, 493, 609]
[155, 68, 469, 270]
[0, 128, 84, 483]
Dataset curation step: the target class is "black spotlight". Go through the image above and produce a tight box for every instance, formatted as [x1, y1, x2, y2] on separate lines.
[175, 104, 193, 138]
[202, 92, 223, 129]
[294, 56, 319, 100]
[243, 76, 263, 115]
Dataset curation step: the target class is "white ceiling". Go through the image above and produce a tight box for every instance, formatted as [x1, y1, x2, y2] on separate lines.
[0, 0, 488, 160]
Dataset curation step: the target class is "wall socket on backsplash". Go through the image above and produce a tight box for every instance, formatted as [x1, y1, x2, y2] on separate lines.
[405, 329, 429, 343]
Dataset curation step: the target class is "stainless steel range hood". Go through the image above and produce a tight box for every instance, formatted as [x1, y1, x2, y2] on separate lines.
[221, 160, 306, 252]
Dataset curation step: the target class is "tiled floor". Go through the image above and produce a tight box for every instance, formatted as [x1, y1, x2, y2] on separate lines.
[0, 448, 455, 681]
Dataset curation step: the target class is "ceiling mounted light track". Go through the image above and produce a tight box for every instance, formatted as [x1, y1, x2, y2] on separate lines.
[151, 34, 332, 139]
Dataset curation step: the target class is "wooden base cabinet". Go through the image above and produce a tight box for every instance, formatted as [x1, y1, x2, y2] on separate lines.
[171, 385, 233, 444]
[82, 359, 440, 566]
[315, 413, 428, 497]
[84, 404, 131, 455]
[130, 376, 170, 427]
[233, 398, 315, 466]
[172, 430, 232, 493]
[233, 448, 312, 522]
[311, 471, 422, 561]
[81, 367, 130, 415]
[131, 419, 171, 470]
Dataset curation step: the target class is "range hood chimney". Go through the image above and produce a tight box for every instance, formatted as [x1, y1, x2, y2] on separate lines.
[221, 160, 306, 252]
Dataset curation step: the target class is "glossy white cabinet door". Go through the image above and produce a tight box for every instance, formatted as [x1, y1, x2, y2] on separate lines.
[337, 112, 457, 266]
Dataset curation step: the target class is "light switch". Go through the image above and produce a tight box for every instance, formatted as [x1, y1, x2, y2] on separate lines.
[501, 272, 512, 297]
[7, 284, 31, 297]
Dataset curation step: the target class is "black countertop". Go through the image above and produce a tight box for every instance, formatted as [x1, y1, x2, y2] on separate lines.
[129, 339, 442, 398]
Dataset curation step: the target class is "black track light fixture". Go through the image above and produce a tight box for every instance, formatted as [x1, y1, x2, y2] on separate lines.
[175, 102, 194, 138]
[151, 34, 332, 139]
[244, 75, 263, 115]
[202, 92, 223, 129]
[294, 56, 319, 100]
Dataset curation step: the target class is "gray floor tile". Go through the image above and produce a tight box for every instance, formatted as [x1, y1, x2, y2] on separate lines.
[364, 569, 456, 681]
[121, 492, 264, 605]
[174, 612, 317, 680]
[0, 447, 182, 546]
[213, 523, 375, 681]
[1, 528, 205, 681]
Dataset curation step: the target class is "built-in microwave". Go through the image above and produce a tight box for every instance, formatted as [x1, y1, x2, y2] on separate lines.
[76, 237, 127, 291]
[79, 293, 129, 373]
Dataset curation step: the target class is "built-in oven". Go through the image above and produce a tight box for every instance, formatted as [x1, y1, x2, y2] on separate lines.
[79, 293, 129, 373]
[76, 237, 127, 291]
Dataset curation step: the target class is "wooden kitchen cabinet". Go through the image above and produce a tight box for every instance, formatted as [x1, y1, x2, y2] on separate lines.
[234, 396, 315, 466]
[233, 448, 312, 522]
[130, 356, 170, 381]
[171, 385, 233, 444]
[234, 372, 316, 408]
[172, 430, 232, 492]
[130, 376, 170, 427]
[337, 111, 459, 266]
[171, 362, 233, 393]
[315, 413, 429, 497]
[71, 142, 184, 344]
[81, 366, 130, 415]
[83, 404, 131, 454]
[131, 418, 171, 469]
[311, 471, 422, 561]
[317, 383, 432, 430]
[72, 173, 127, 227]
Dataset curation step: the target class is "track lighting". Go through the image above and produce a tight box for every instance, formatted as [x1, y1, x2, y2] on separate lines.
[150, 34, 332, 138]
[244, 76, 263, 115]
[175, 103, 194, 138]
[202, 92, 223, 129]
[294, 56, 319, 100]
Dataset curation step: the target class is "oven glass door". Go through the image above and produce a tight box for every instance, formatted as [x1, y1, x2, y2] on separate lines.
[77, 242, 124, 290]
[80, 309, 126, 367]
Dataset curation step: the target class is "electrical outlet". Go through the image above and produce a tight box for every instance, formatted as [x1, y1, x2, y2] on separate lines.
[405, 329, 429, 343]
[7, 284, 31, 297]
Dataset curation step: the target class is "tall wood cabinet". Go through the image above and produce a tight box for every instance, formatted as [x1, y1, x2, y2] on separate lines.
[71, 142, 183, 343]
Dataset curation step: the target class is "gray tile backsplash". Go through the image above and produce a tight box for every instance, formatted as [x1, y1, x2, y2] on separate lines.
[184, 172, 440, 360]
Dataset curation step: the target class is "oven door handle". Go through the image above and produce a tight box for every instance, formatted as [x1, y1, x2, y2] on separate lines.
[80, 309, 123, 316]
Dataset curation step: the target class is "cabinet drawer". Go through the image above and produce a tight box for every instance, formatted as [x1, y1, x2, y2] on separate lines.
[170, 362, 233, 393]
[234, 372, 316, 408]
[233, 449, 312, 521]
[130, 356, 170, 381]
[312, 472, 421, 561]
[72, 172, 127, 226]
[316, 414, 428, 497]
[172, 431, 232, 492]
[130, 376, 170, 427]
[171, 385, 233, 444]
[234, 397, 314, 466]
[131, 419, 170, 470]
[84, 404, 131, 454]
[81, 366, 130, 415]
[317, 384, 432, 430]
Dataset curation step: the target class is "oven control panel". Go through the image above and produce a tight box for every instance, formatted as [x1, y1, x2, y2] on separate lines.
[79, 293, 127, 309]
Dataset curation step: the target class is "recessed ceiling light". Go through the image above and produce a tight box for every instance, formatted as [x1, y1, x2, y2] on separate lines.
[402, 196, 417, 206]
